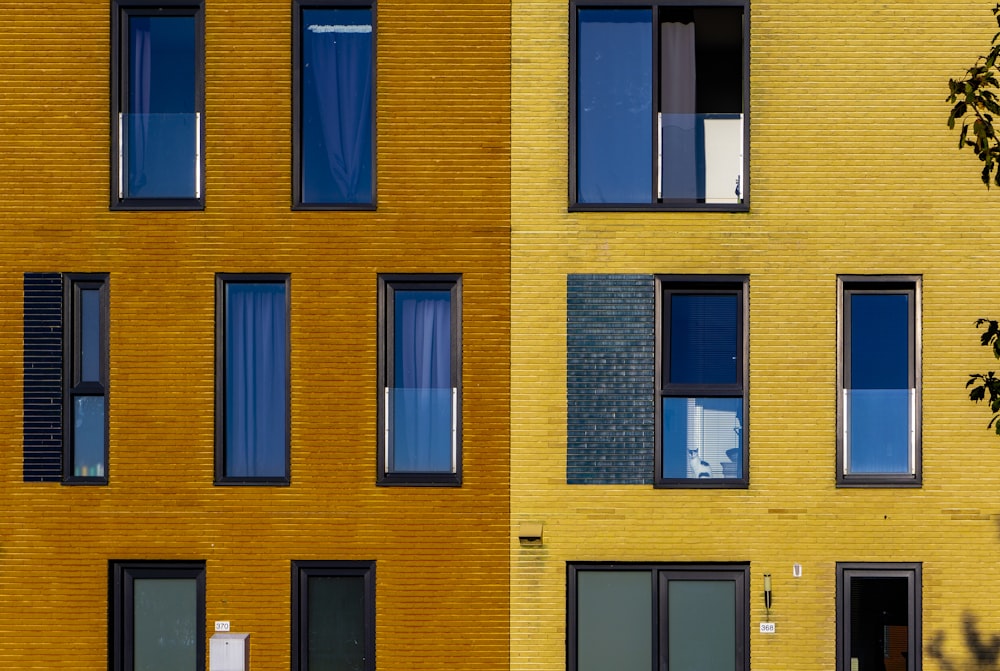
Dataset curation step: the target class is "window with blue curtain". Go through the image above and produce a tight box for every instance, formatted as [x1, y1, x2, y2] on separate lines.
[572, 2, 747, 209]
[841, 279, 920, 484]
[658, 279, 746, 486]
[217, 276, 289, 484]
[378, 276, 461, 485]
[295, 2, 374, 207]
[113, 2, 203, 208]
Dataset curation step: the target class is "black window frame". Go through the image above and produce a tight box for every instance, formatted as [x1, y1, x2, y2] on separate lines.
[109, 560, 206, 671]
[837, 562, 922, 671]
[837, 276, 922, 487]
[63, 273, 110, 485]
[111, 0, 206, 211]
[376, 274, 462, 486]
[567, 562, 750, 671]
[215, 273, 292, 486]
[291, 560, 376, 671]
[655, 275, 748, 488]
[292, 0, 377, 211]
[568, 0, 750, 212]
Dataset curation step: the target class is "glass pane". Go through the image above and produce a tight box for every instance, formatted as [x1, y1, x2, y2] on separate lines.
[848, 577, 910, 671]
[78, 287, 101, 383]
[73, 396, 105, 477]
[133, 578, 197, 671]
[849, 294, 909, 390]
[301, 8, 373, 204]
[669, 293, 738, 384]
[667, 579, 736, 671]
[577, 571, 652, 671]
[125, 15, 197, 199]
[662, 397, 742, 479]
[307, 575, 367, 671]
[847, 293, 913, 474]
[577, 9, 652, 204]
[388, 387, 454, 472]
[847, 389, 913, 474]
[660, 8, 744, 204]
[225, 282, 288, 478]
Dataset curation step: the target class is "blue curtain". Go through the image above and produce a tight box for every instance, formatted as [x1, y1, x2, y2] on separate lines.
[126, 15, 196, 198]
[391, 291, 452, 472]
[576, 9, 652, 204]
[302, 9, 373, 204]
[225, 283, 287, 478]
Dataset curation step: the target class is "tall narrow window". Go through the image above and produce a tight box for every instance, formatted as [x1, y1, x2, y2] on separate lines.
[657, 277, 747, 486]
[568, 563, 749, 671]
[292, 561, 375, 671]
[64, 274, 109, 484]
[112, 1, 204, 209]
[838, 563, 921, 671]
[572, 1, 748, 209]
[838, 277, 921, 486]
[216, 275, 290, 484]
[377, 275, 461, 485]
[294, 1, 375, 208]
[110, 561, 206, 671]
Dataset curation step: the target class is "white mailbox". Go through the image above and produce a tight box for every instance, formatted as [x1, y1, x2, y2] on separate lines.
[210, 633, 250, 671]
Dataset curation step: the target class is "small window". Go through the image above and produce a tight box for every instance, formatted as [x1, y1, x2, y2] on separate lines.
[110, 561, 206, 671]
[293, 1, 376, 208]
[291, 561, 375, 671]
[838, 277, 921, 486]
[656, 276, 747, 486]
[112, 1, 205, 209]
[64, 274, 109, 484]
[216, 275, 290, 484]
[568, 563, 749, 671]
[377, 275, 462, 485]
[837, 563, 921, 671]
[571, 1, 748, 210]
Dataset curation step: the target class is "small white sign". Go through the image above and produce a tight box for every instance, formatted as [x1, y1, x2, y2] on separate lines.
[760, 622, 776, 634]
[215, 621, 231, 632]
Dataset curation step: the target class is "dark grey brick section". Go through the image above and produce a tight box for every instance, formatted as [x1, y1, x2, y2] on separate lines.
[23, 273, 63, 482]
[567, 274, 655, 484]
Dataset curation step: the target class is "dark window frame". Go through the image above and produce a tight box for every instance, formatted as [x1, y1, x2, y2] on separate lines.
[567, 562, 750, 671]
[376, 274, 462, 486]
[292, 0, 377, 210]
[655, 275, 748, 488]
[568, 0, 750, 212]
[63, 273, 110, 485]
[109, 560, 206, 671]
[110, 0, 206, 211]
[836, 562, 922, 671]
[837, 276, 922, 487]
[291, 560, 376, 671]
[215, 273, 292, 485]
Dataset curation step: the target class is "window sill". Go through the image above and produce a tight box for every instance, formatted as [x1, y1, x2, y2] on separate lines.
[570, 202, 750, 214]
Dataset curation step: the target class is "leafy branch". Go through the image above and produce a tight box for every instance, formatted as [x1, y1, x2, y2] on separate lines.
[967, 318, 1000, 434]
[948, 3, 1000, 188]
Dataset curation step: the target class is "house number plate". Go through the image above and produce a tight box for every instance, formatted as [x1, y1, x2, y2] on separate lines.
[760, 622, 776, 634]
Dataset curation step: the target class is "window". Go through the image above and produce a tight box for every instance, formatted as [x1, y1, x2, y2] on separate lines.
[656, 277, 747, 486]
[571, 1, 748, 210]
[110, 561, 206, 671]
[292, 561, 375, 671]
[293, 1, 375, 208]
[216, 275, 290, 484]
[568, 563, 748, 671]
[838, 277, 921, 486]
[377, 275, 461, 485]
[64, 275, 109, 484]
[112, 1, 205, 209]
[837, 563, 921, 671]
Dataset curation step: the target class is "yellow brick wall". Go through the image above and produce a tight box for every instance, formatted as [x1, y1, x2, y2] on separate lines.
[512, 1, 1000, 670]
[0, 1, 509, 669]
